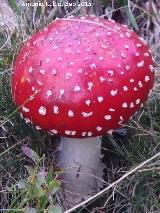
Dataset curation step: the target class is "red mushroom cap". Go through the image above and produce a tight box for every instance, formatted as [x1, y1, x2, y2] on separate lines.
[11, 16, 155, 138]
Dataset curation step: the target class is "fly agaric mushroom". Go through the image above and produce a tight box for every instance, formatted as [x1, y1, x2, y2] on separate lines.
[11, 16, 154, 208]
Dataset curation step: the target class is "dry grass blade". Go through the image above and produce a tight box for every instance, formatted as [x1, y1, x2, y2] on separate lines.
[65, 151, 160, 213]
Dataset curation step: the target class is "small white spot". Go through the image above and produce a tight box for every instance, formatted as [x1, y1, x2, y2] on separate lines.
[96, 126, 102, 131]
[39, 106, 46, 116]
[109, 108, 115, 112]
[59, 89, 64, 98]
[69, 62, 74, 66]
[68, 110, 74, 117]
[36, 126, 41, 130]
[90, 63, 96, 69]
[37, 80, 43, 86]
[149, 65, 154, 72]
[86, 47, 91, 52]
[87, 132, 93, 137]
[46, 90, 52, 97]
[66, 72, 72, 79]
[98, 96, 103, 102]
[108, 70, 114, 76]
[119, 117, 124, 124]
[144, 52, 150, 57]
[118, 116, 124, 125]
[82, 132, 87, 137]
[24, 118, 31, 123]
[28, 67, 33, 73]
[138, 81, 143, 88]
[52, 69, 57, 75]
[136, 43, 142, 47]
[107, 32, 111, 36]
[130, 102, 135, 108]
[53, 106, 59, 114]
[122, 24, 127, 27]
[50, 129, 58, 134]
[124, 45, 129, 49]
[115, 26, 121, 31]
[53, 45, 58, 50]
[102, 44, 108, 49]
[22, 106, 29, 112]
[110, 89, 117, 96]
[49, 37, 53, 41]
[96, 33, 100, 37]
[122, 103, 128, 108]
[87, 82, 94, 91]
[136, 99, 141, 104]
[121, 52, 126, 58]
[130, 115, 133, 120]
[120, 33, 124, 38]
[134, 87, 138, 91]
[78, 69, 83, 73]
[32, 87, 35, 91]
[125, 65, 130, 70]
[29, 67, 33, 73]
[85, 100, 91, 106]
[83, 56, 89, 61]
[123, 86, 128, 91]
[57, 57, 62, 61]
[136, 52, 140, 56]
[107, 129, 114, 134]
[82, 112, 93, 117]
[104, 115, 112, 120]
[65, 130, 76, 136]
[99, 56, 104, 60]
[100, 76, 106, 82]
[40, 69, 45, 74]
[46, 58, 50, 63]
[19, 113, 23, 119]
[145, 75, 150, 82]
[74, 86, 81, 92]
[126, 32, 131, 37]
[140, 37, 147, 44]
[121, 71, 125, 75]
[120, 116, 124, 121]
[137, 61, 144, 67]
[130, 79, 134, 83]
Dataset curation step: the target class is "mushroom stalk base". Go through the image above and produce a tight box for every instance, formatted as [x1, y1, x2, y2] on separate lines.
[57, 137, 104, 208]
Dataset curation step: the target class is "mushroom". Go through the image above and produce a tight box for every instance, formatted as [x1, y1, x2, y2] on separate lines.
[11, 16, 155, 208]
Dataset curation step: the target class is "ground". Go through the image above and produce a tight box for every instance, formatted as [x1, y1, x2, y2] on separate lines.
[0, 0, 160, 212]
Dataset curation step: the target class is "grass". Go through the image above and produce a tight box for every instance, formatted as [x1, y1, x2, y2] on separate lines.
[0, 0, 160, 212]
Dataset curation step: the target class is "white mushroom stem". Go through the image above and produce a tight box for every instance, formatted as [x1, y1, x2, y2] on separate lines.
[57, 137, 104, 208]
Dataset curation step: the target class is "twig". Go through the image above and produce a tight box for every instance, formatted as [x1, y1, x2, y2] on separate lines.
[0, 138, 27, 158]
[65, 151, 160, 213]
[100, 6, 128, 18]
